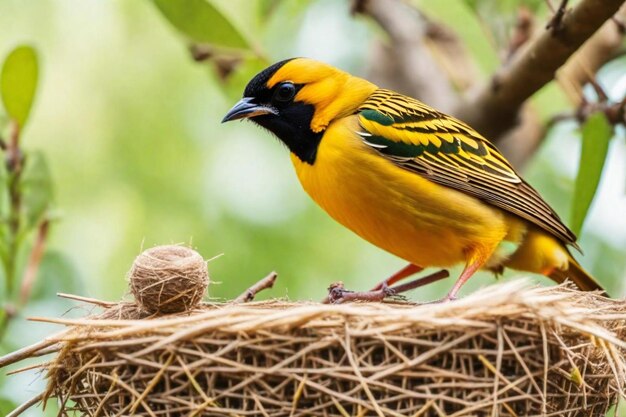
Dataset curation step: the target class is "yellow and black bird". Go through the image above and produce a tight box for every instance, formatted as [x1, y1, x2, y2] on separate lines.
[222, 58, 605, 301]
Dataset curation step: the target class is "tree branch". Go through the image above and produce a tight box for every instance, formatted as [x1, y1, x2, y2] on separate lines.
[353, 0, 458, 112]
[6, 393, 44, 417]
[558, 4, 626, 105]
[234, 271, 278, 303]
[456, 0, 626, 141]
[495, 4, 626, 167]
[19, 219, 50, 306]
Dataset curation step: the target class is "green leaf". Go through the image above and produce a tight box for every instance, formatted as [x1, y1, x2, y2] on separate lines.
[152, 0, 250, 50]
[261, 0, 312, 60]
[209, 0, 264, 36]
[0, 396, 17, 416]
[1, 45, 39, 127]
[19, 151, 54, 229]
[410, 0, 499, 77]
[570, 112, 613, 236]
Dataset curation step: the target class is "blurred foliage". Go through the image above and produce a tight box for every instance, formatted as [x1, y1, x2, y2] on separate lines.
[0, 0, 624, 414]
[152, 0, 251, 49]
[571, 112, 613, 236]
[1, 46, 38, 127]
[0, 44, 55, 310]
[0, 43, 60, 416]
[412, 0, 500, 77]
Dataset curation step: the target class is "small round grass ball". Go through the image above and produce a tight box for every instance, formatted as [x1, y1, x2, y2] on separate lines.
[129, 245, 208, 314]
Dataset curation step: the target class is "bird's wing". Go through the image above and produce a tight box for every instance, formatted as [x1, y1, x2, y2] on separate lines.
[357, 89, 578, 248]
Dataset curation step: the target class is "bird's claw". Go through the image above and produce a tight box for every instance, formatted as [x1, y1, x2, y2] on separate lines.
[326, 281, 353, 304]
[325, 281, 390, 304]
[325, 270, 451, 304]
[426, 295, 458, 304]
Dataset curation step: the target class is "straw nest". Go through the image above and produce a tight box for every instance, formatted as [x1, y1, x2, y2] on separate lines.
[2, 281, 625, 417]
[128, 245, 209, 314]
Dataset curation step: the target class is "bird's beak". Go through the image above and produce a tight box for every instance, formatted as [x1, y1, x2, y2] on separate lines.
[221, 97, 277, 123]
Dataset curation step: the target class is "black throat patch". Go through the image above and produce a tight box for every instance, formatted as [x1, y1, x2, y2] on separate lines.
[242, 58, 323, 164]
[252, 102, 323, 165]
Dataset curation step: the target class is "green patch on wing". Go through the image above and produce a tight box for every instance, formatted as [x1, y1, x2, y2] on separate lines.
[365, 135, 462, 158]
[439, 137, 461, 154]
[361, 108, 437, 126]
[360, 109, 394, 126]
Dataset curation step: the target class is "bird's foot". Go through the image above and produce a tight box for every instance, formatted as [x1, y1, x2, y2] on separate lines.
[426, 294, 458, 304]
[325, 281, 395, 304]
[324, 270, 450, 304]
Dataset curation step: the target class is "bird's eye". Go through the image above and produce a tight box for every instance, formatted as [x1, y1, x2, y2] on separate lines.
[273, 82, 296, 102]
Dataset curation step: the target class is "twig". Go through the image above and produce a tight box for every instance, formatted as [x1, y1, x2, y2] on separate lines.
[56, 293, 117, 308]
[189, 44, 213, 62]
[546, 0, 570, 32]
[506, 7, 535, 61]
[6, 361, 49, 376]
[0, 121, 25, 343]
[189, 44, 245, 80]
[558, 92, 626, 126]
[558, 4, 626, 106]
[605, 95, 626, 125]
[548, 94, 626, 129]
[0, 331, 65, 368]
[6, 120, 22, 173]
[234, 271, 278, 303]
[6, 393, 44, 417]
[5, 120, 23, 295]
[456, 0, 625, 141]
[588, 77, 609, 102]
[546, 111, 577, 128]
[19, 219, 50, 305]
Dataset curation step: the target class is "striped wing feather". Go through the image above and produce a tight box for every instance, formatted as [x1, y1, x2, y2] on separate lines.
[357, 89, 578, 248]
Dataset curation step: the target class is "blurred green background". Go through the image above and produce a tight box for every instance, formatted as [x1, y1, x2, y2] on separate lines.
[0, 0, 625, 414]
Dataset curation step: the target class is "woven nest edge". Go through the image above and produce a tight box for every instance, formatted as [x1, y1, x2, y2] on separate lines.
[4, 280, 626, 417]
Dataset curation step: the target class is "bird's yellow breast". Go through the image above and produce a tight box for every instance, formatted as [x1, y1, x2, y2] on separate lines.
[291, 116, 523, 268]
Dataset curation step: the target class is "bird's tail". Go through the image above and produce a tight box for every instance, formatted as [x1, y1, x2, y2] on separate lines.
[548, 255, 607, 296]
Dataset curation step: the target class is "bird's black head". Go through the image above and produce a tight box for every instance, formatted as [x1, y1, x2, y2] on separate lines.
[223, 58, 376, 164]
[222, 58, 327, 164]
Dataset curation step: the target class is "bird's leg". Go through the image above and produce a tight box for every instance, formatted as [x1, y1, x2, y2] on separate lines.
[440, 251, 487, 302]
[388, 269, 449, 294]
[326, 269, 449, 304]
[370, 264, 423, 291]
[326, 281, 392, 304]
